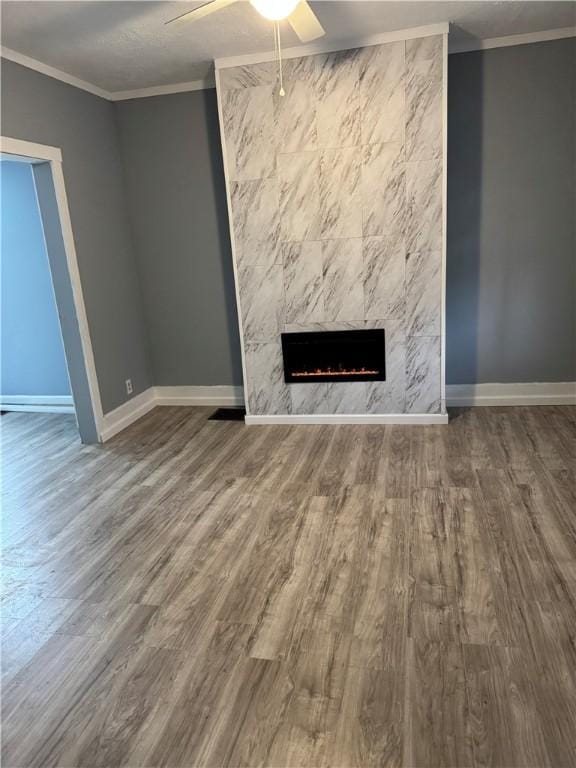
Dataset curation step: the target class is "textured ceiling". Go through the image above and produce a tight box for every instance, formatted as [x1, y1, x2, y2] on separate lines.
[1, 1, 575, 92]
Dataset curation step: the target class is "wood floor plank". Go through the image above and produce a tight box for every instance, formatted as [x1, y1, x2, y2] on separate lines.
[51, 644, 185, 768]
[464, 643, 552, 768]
[329, 662, 405, 768]
[409, 487, 457, 590]
[408, 582, 459, 643]
[1, 597, 81, 683]
[196, 657, 294, 767]
[449, 487, 505, 645]
[2, 604, 157, 767]
[405, 639, 474, 768]
[1, 406, 575, 767]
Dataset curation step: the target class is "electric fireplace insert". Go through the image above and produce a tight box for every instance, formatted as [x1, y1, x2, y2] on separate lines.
[281, 329, 386, 384]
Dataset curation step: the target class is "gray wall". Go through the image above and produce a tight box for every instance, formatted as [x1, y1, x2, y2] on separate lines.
[115, 38, 576, 390]
[3, 38, 574, 400]
[1, 59, 153, 412]
[447, 38, 576, 384]
[1, 160, 70, 396]
[115, 90, 242, 386]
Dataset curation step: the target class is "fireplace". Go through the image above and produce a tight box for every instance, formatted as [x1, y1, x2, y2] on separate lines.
[281, 329, 386, 384]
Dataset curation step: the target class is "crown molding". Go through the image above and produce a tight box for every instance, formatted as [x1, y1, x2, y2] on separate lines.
[215, 22, 450, 69]
[451, 26, 576, 54]
[0, 46, 111, 99]
[109, 77, 214, 101]
[0, 45, 212, 101]
[3, 24, 574, 101]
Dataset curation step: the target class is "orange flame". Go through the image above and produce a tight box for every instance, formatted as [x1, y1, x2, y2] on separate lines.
[292, 367, 378, 378]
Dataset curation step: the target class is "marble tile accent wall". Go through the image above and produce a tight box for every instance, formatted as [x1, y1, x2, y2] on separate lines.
[278, 152, 320, 242]
[319, 148, 362, 239]
[238, 264, 284, 341]
[362, 141, 405, 237]
[322, 238, 364, 322]
[316, 50, 361, 149]
[360, 42, 405, 145]
[230, 179, 281, 267]
[218, 33, 445, 415]
[363, 235, 405, 320]
[283, 241, 323, 323]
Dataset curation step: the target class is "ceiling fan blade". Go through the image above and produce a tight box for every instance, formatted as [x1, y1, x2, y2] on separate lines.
[288, 1, 325, 43]
[165, 0, 238, 25]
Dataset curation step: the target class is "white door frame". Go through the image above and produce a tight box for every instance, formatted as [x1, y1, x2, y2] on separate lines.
[1, 135, 104, 437]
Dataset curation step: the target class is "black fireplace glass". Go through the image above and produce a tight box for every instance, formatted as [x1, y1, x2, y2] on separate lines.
[281, 329, 386, 384]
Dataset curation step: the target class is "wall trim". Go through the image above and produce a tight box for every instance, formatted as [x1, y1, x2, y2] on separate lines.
[215, 23, 450, 69]
[94, 381, 576, 440]
[0, 395, 75, 413]
[1, 46, 213, 101]
[49, 156, 105, 434]
[446, 382, 576, 407]
[451, 26, 576, 54]
[0, 136, 62, 163]
[440, 30, 448, 408]
[109, 78, 215, 101]
[98, 386, 244, 441]
[99, 387, 156, 442]
[0, 46, 110, 99]
[245, 413, 450, 425]
[214, 68, 253, 416]
[154, 385, 244, 406]
[3, 25, 574, 101]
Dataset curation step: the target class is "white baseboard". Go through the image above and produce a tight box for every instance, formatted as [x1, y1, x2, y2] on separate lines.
[99, 385, 244, 441]
[96, 381, 575, 442]
[446, 382, 576, 407]
[154, 385, 244, 406]
[0, 394, 75, 414]
[99, 388, 156, 442]
[245, 413, 449, 425]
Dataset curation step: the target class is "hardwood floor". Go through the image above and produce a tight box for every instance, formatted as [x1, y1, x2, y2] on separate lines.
[1, 405, 575, 767]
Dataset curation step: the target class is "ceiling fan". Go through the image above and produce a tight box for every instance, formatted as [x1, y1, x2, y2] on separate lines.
[166, 0, 325, 44]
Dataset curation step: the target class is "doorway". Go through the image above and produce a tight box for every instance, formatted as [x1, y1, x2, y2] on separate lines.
[1, 158, 74, 416]
[1, 137, 103, 443]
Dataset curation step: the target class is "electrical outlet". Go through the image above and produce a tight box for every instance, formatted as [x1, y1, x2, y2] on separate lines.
[125, 379, 133, 395]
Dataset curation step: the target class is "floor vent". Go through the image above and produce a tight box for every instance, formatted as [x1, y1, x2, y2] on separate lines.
[208, 407, 246, 422]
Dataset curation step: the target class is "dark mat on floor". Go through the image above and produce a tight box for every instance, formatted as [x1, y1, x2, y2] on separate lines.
[208, 407, 246, 421]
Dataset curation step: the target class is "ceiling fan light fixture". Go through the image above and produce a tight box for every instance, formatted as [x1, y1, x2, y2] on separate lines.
[249, 0, 300, 21]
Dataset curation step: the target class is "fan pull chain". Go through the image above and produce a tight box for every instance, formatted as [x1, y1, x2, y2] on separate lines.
[274, 21, 285, 97]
